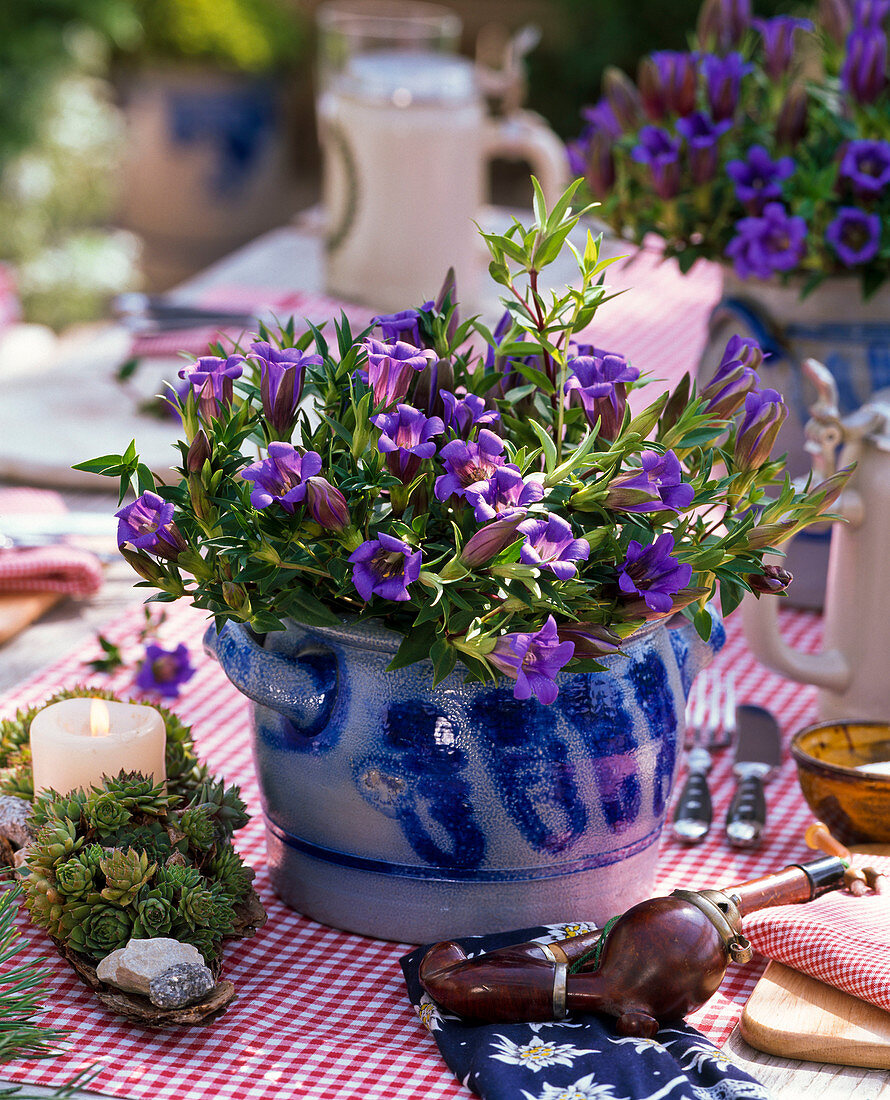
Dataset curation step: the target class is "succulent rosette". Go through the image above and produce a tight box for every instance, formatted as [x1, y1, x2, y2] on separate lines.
[570, 0, 890, 296]
[80, 185, 846, 705]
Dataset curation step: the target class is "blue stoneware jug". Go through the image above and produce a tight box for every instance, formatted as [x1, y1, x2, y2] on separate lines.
[205, 609, 724, 942]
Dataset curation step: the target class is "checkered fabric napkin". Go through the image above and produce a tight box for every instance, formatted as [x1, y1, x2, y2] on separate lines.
[128, 287, 374, 360]
[742, 854, 890, 1012]
[0, 488, 103, 598]
[0, 599, 826, 1100]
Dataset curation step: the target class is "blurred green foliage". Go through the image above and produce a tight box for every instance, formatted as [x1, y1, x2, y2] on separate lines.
[526, 0, 788, 137]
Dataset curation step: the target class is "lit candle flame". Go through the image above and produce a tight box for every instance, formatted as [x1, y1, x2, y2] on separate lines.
[90, 699, 111, 738]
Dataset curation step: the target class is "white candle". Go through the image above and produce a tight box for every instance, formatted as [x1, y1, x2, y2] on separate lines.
[30, 698, 166, 796]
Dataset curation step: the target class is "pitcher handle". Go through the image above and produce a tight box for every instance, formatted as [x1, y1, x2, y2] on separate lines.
[204, 621, 337, 738]
[670, 606, 726, 699]
[482, 109, 568, 207]
[740, 584, 850, 691]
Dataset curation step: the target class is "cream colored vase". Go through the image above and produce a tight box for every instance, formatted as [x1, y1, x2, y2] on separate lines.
[742, 359, 890, 722]
[700, 271, 890, 609]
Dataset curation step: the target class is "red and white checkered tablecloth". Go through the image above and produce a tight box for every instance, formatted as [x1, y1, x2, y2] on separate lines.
[0, 596, 827, 1100]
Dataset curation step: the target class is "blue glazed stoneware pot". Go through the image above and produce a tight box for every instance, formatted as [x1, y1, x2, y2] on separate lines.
[205, 610, 724, 943]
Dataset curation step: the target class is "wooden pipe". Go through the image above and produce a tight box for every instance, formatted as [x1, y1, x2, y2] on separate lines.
[419, 855, 845, 1038]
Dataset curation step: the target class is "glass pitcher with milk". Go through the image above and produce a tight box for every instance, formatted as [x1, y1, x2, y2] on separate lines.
[316, 0, 567, 312]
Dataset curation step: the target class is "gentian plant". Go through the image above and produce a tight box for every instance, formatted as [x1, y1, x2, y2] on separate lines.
[569, 0, 890, 296]
[77, 183, 846, 705]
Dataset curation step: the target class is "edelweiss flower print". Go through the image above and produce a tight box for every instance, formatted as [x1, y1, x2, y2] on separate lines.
[401, 927, 771, 1100]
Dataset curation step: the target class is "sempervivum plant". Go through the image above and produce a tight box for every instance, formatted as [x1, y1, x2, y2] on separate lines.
[79, 183, 847, 706]
[569, 0, 890, 296]
[21, 745, 252, 964]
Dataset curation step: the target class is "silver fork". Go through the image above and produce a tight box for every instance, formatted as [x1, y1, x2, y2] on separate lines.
[671, 670, 736, 844]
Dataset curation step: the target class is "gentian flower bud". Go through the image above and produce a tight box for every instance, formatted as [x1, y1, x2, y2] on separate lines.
[119, 547, 166, 585]
[222, 582, 252, 618]
[819, 0, 853, 44]
[775, 84, 809, 148]
[734, 388, 789, 469]
[186, 429, 211, 475]
[676, 112, 732, 185]
[637, 56, 669, 120]
[842, 28, 888, 104]
[602, 66, 644, 130]
[583, 129, 617, 196]
[304, 476, 350, 531]
[697, 0, 752, 50]
[746, 520, 797, 549]
[747, 564, 793, 594]
[554, 622, 622, 659]
[460, 516, 525, 569]
[631, 126, 682, 199]
[649, 51, 698, 117]
[700, 363, 759, 418]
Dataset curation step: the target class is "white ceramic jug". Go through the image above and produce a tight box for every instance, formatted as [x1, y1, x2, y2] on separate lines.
[742, 358, 890, 721]
[316, 7, 566, 312]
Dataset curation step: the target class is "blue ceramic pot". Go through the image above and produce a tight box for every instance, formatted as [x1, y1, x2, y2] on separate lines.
[205, 610, 724, 943]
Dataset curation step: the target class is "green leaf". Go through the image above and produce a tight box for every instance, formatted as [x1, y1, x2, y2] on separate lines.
[284, 587, 342, 628]
[693, 606, 713, 641]
[430, 637, 457, 685]
[528, 419, 559, 472]
[387, 622, 436, 671]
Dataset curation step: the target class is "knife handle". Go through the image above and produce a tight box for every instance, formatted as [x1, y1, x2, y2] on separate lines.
[725, 774, 766, 849]
[671, 769, 712, 844]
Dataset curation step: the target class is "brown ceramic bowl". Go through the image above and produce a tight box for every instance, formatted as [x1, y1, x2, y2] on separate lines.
[791, 721, 890, 844]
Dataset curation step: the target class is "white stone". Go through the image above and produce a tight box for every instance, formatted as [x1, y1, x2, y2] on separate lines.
[96, 938, 205, 995]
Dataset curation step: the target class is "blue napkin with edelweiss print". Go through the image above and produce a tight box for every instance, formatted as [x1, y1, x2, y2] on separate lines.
[401, 924, 772, 1100]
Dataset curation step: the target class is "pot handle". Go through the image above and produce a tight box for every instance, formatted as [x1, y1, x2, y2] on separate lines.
[482, 110, 568, 207]
[204, 621, 337, 738]
[740, 586, 850, 691]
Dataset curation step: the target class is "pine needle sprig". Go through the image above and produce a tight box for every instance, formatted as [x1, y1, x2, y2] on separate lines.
[0, 885, 67, 1063]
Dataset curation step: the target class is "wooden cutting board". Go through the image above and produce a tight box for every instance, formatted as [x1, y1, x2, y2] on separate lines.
[740, 843, 890, 1068]
[0, 592, 62, 646]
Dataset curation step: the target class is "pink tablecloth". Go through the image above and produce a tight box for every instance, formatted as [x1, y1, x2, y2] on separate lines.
[0, 597, 825, 1100]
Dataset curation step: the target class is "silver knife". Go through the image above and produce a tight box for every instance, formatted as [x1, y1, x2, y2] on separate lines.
[725, 704, 782, 849]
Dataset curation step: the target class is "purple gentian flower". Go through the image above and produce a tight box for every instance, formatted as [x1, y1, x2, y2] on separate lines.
[463, 465, 545, 522]
[348, 533, 421, 602]
[699, 335, 764, 416]
[734, 388, 789, 468]
[241, 443, 322, 513]
[701, 52, 753, 121]
[826, 207, 883, 265]
[605, 451, 695, 514]
[372, 403, 444, 483]
[178, 354, 244, 420]
[517, 514, 591, 580]
[304, 476, 350, 531]
[116, 491, 187, 562]
[631, 126, 682, 199]
[135, 643, 196, 698]
[842, 27, 888, 103]
[372, 309, 423, 346]
[581, 99, 624, 138]
[676, 112, 732, 185]
[440, 390, 500, 437]
[839, 139, 890, 195]
[617, 533, 693, 614]
[753, 16, 814, 81]
[726, 145, 795, 208]
[434, 429, 506, 501]
[564, 352, 640, 440]
[489, 615, 575, 705]
[725, 202, 808, 280]
[361, 338, 435, 407]
[719, 334, 765, 372]
[248, 341, 322, 438]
